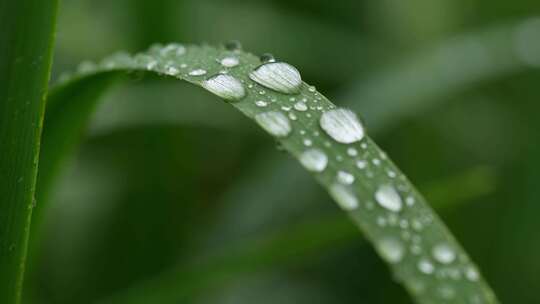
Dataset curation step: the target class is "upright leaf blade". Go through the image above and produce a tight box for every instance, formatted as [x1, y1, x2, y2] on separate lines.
[0, 0, 58, 303]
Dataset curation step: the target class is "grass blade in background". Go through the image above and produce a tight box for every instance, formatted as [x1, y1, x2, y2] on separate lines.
[41, 44, 498, 303]
[0, 0, 58, 303]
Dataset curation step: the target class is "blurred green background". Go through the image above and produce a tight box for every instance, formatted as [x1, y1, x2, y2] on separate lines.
[26, 0, 540, 303]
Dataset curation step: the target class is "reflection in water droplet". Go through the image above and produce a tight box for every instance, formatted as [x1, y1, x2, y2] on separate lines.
[202, 74, 245, 101]
[375, 185, 402, 212]
[300, 149, 328, 172]
[328, 184, 358, 210]
[255, 111, 292, 138]
[249, 62, 302, 94]
[320, 108, 365, 144]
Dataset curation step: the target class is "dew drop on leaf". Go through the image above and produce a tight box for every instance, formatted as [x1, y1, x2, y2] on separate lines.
[220, 56, 239, 68]
[299, 149, 328, 172]
[432, 243, 456, 264]
[202, 74, 246, 101]
[375, 185, 403, 212]
[418, 258, 435, 274]
[189, 69, 207, 76]
[249, 62, 302, 94]
[319, 108, 365, 144]
[328, 183, 358, 210]
[337, 170, 355, 185]
[255, 111, 292, 138]
[377, 237, 405, 264]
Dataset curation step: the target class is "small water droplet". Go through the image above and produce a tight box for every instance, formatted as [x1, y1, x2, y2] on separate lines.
[378, 238, 405, 264]
[255, 100, 268, 107]
[303, 138, 312, 146]
[319, 108, 365, 144]
[202, 74, 245, 101]
[418, 258, 435, 274]
[255, 111, 291, 138]
[375, 185, 402, 212]
[308, 86, 316, 92]
[225, 40, 242, 51]
[328, 184, 358, 210]
[347, 148, 358, 156]
[299, 149, 328, 172]
[294, 101, 308, 111]
[337, 170, 355, 185]
[356, 160, 367, 169]
[189, 69, 207, 76]
[260, 53, 276, 63]
[249, 62, 302, 94]
[220, 56, 239, 68]
[465, 266, 479, 281]
[165, 66, 180, 76]
[432, 243, 456, 264]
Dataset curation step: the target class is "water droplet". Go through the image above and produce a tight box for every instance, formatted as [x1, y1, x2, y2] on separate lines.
[225, 40, 242, 51]
[375, 185, 402, 212]
[406, 196, 415, 206]
[299, 149, 328, 172]
[255, 100, 268, 107]
[432, 243, 456, 264]
[249, 62, 302, 94]
[303, 138, 312, 146]
[288, 112, 297, 120]
[465, 266, 479, 281]
[347, 147, 358, 156]
[294, 101, 308, 111]
[378, 238, 405, 264]
[328, 184, 358, 210]
[337, 171, 355, 185]
[356, 160, 367, 169]
[189, 69, 207, 76]
[319, 108, 365, 144]
[260, 53, 276, 63]
[165, 66, 180, 76]
[418, 258, 435, 274]
[255, 111, 291, 138]
[220, 56, 239, 68]
[202, 74, 245, 101]
[308, 86, 316, 92]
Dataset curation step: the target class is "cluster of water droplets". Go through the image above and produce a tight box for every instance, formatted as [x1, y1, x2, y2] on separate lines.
[61, 41, 495, 303]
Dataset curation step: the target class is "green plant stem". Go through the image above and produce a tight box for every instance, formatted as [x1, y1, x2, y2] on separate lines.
[0, 0, 59, 303]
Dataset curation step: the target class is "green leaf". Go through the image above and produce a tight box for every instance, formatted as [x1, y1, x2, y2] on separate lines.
[0, 0, 59, 303]
[43, 43, 499, 303]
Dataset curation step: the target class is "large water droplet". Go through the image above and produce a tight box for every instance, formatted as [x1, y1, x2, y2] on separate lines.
[255, 111, 291, 138]
[249, 62, 302, 94]
[319, 108, 365, 144]
[299, 149, 328, 172]
[375, 185, 402, 212]
[328, 184, 358, 210]
[202, 74, 246, 101]
[432, 243, 456, 264]
[378, 238, 405, 264]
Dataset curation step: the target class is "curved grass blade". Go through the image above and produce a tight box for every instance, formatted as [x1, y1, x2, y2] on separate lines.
[44, 43, 498, 303]
[0, 0, 59, 303]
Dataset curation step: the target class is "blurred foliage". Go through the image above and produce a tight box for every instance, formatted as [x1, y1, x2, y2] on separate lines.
[26, 0, 540, 303]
